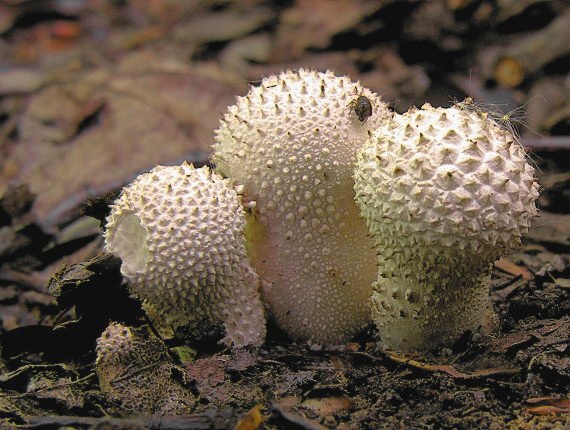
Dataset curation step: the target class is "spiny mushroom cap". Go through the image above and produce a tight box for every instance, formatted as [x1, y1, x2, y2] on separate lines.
[354, 103, 540, 350]
[95, 322, 194, 414]
[355, 103, 539, 257]
[104, 163, 265, 347]
[212, 69, 392, 344]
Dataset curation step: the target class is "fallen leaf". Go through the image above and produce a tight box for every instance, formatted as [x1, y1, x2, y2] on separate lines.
[3, 55, 244, 228]
[272, 403, 328, 430]
[109, 26, 165, 51]
[495, 257, 533, 281]
[271, 0, 386, 62]
[234, 405, 265, 430]
[527, 396, 570, 405]
[527, 405, 570, 415]
[553, 277, 570, 289]
[174, 7, 274, 44]
[301, 396, 354, 416]
[534, 317, 569, 350]
[0, 68, 44, 95]
[186, 356, 227, 389]
[220, 33, 272, 74]
[227, 348, 258, 372]
[525, 212, 570, 246]
[27, 373, 90, 409]
[16, 86, 79, 143]
[171, 346, 197, 365]
[0, 4, 16, 34]
[488, 331, 535, 354]
[491, 277, 527, 301]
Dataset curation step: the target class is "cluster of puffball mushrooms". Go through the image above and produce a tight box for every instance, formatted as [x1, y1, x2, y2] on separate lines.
[103, 69, 539, 353]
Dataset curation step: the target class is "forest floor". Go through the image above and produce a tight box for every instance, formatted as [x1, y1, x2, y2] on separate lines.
[0, 1, 569, 429]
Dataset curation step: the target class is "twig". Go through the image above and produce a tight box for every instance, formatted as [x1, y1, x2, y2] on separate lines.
[384, 351, 520, 380]
[24, 414, 217, 429]
[521, 136, 570, 150]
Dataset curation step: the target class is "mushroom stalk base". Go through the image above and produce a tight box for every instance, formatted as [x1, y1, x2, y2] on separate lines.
[371, 251, 498, 352]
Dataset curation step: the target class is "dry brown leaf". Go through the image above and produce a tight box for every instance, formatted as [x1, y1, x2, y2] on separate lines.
[247, 52, 359, 84]
[488, 331, 535, 354]
[3, 56, 244, 228]
[186, 356, 227, 392]
[271, 0, 385, 62]
[553, 277, 570, 289]
[301, 396, 354, 416]
[0, 68, 44, 95]
[17, 83, 91, 144]
[272, 402, 329, 430]
[0, 4, 16, 34]
[386, 352, 520, 379]
[234, 405, 265, 430]
[495, 257, 534, 281]
[174, 7, 274, 44]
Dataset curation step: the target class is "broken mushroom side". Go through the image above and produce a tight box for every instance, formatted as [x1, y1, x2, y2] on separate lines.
[104, 163, 266, 347]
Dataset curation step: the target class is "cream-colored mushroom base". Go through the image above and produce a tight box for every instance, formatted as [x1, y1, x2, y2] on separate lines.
[95, 322, 194, 414]
[354, 103, 539, 351]
[104, 163, 265, 347]
[213, 70, 391, 343]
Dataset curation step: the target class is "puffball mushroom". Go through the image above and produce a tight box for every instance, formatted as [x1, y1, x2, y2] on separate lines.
[104, 163, 265, 347]
[96, 322, 194, 414]
[354, 103, 540, 351]
[212, 69, 392, 344]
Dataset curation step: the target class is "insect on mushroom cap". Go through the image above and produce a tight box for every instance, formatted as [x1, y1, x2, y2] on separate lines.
[104, 163, 265, 347]
[347, 90, 374, 123]
[212, 69, 392, 344]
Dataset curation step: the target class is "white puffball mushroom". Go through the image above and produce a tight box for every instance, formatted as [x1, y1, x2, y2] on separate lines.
[354, 103, 540, 351]
[212, 69, 392, 344]
[104, 163, 266, 348]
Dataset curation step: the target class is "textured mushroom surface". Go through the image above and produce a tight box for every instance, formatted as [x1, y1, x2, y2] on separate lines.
[104, 163, 265, 347]
[95, 322, 195, 414]
[212, 69, 391, 344]
[354, 103, 540, 351]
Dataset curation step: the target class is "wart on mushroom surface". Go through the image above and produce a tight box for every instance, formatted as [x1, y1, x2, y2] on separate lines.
[354, 103, 540, 351]
[212, 69, 392, 344]
[104, 163, 265, 348]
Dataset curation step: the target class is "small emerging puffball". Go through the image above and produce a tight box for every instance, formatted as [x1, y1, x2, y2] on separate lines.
[104, 163, 265, 347]
[96, 323, 194, 414]
[212, 69, 392, 344]
[354, 103, 540, 351]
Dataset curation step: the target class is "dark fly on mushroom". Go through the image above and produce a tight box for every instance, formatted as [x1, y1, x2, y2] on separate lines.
[347, 88, 374, 123]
